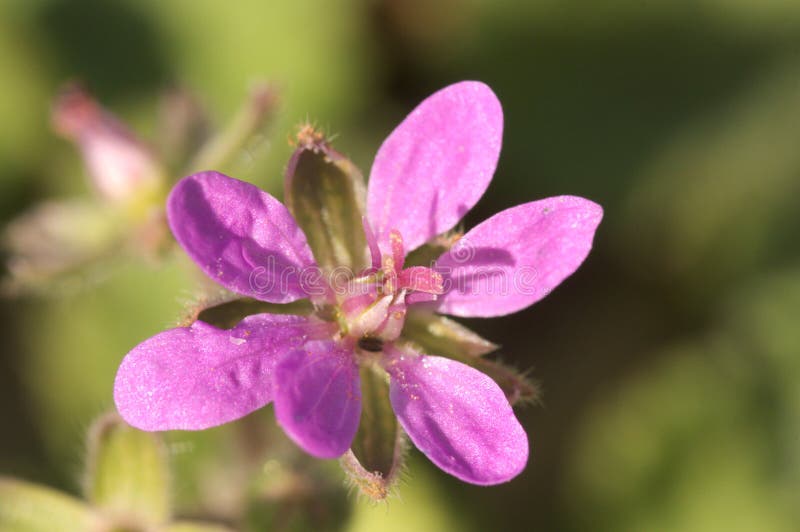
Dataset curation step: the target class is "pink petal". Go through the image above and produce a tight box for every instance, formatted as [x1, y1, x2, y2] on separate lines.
[273, 340, 361, 458]
[367, 81, 502, 252]
[168, 171, 317, 303]
[386, 349, 528, 485]
[434, 196, 603, 317]
[114, 314, 311, 431]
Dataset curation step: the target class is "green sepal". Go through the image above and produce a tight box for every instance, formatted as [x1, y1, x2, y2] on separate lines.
[193, 296, 314, 329]
[0, 477, 99, 532]
[284, 126, 368, 273]
[402, 309, 498, 358]
[403, 231, 463, 268]
[342, 364, 406, 500]
[351, 365, 400, 478]
[402, 310, 539, 404]
[85, 412, 171, 526]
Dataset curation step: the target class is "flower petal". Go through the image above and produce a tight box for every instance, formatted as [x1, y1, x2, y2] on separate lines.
[114, 314, 310, 431]
[273, 340, 361, 458]
[367, 81, 502, 251]
[434, 196, 603, 317]
[168, 171, 317, 303]
[386, 349, 528, 485]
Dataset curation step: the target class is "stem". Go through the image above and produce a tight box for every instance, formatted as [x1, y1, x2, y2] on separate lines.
[189, 83, 278, 172]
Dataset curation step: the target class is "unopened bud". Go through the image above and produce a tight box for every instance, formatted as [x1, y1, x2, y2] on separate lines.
[53, 83, 163, 204]
[85, 412, 171, 527]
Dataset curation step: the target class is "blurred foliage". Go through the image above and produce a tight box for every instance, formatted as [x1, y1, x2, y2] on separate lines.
[1, 0, 799, 530]
[0, 413, 234, 531]
[565, 269, 800, 532]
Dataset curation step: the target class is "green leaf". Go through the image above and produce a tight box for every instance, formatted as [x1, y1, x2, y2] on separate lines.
[284, 127, 367, 273]
[342, 365, 405, 500]
[0, 477, 98, 532]
[86, 412, 171, 526]
[402, 310, 538, 404]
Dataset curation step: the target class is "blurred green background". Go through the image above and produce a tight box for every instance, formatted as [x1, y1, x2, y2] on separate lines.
[2, 0, 800, 530]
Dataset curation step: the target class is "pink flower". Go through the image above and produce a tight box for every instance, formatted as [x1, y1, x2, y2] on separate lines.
[114, 82, 602, 485]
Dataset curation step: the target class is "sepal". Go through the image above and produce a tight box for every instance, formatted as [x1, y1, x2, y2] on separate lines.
[284, 125, 368, 273]
[402, 310, 538, 404]
[340, 365, 406, 501]
[181, 290, 314, 330]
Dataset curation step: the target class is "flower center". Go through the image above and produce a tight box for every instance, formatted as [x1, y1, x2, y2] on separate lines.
[334, 220, 443, 346]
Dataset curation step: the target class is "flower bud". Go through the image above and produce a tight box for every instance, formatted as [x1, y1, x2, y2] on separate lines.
[53, 83, 163, 205]
[85, 412, 171, 527]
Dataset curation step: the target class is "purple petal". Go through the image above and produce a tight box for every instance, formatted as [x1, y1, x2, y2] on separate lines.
[273, 340, 361, 458]
[434, 196, 603, 317]
[367, 81, 502, 252]
[168, 171, 317, 303]
[114, 314, 310, 431]
[386, 349, 528, 485]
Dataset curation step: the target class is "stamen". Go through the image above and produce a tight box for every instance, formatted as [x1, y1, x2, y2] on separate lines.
[362, 216, 382, 271]
[389, 229, 405, 272]
[373, 291, 407, 342]
[349, 272, 382, 285]
[346, 294, 393, 338]
[341, 292, 377, 316]
[382, 256, 397, 294]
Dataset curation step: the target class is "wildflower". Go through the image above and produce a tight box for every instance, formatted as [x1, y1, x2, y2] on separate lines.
[114, 81, 602, 486]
